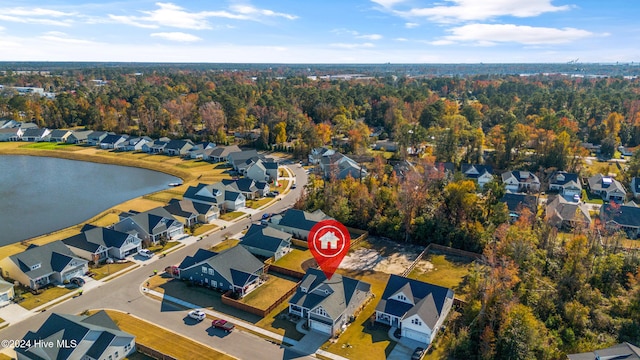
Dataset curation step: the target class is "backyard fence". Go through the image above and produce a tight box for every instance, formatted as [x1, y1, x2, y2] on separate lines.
[136, 343, 178, 360]
[221, 281, 300, 317]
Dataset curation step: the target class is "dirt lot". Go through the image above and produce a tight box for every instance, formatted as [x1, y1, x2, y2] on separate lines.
[339, 237, 424, 275]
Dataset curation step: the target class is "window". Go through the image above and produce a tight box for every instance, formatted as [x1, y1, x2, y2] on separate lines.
[316, 308, 328, 317]
[30, 263, 41, 271]
[201, 266, 207, 273]
[398, 294, 406, 301]
[115, 352, 119, 358]
[411, 318, 422, 326]
[208, 268, 214, 276]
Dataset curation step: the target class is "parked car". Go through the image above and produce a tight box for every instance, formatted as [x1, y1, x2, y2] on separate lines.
[272, 190, 280, 195]
[291, 183, 297, 189]
[188, 309, 206, 321]
[212, 319, 235, 332]
[138, 249, 154, 258]
[411, 347, 425, 360]
[266, 192, 276, 197]
[261, 213, 271, 220]
[70, 277, 85, 287]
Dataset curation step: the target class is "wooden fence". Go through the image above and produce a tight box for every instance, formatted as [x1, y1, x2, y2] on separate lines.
[289, 226, 368, 250]
[221, 281, 300, 317]
[136, 343, 178, 360]
[266, 261, 307, 279]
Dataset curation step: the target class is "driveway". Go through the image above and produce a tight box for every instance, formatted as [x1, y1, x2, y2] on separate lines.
[289, 332, 330, 357]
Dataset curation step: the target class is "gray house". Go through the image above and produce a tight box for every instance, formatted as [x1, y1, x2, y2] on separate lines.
[288, 268, 371, 336]
[48, 129, 73, 143]
[0, 278, 14, 307]
[545, 195, 591, 229]
[22, 128, 51, 142]
[209, 145, 241, 162]
[588, 174, 627, 202]
[217, 178, 270, 199]
[549, 171, 582, 198]
[15, 311, 136, 360]
[87, 131, 110, 146]
[164, 139, 194, 156]
[176, 246, 264, 297]
[124, 136, 152, 151]
[184, 183, 246, 211]
[567, 342, 640, 360]
[62, 225, 142, 262]
[99, 134, 128, 149]
[0, 241, 88, 290]
[246, 159, 279, 183]
[113, 207, 184, 244]
[0, 127, 23, 141]
[600, 203, 640, 238]
[267, 209, 332, 240]
[164, 199, 219, 225]
[228, 149, 261, 172]
[240, 224, 292, 260]
[66, 130, 93, 144]
[375, 275, 454, 345]
[631, 177, 640, 200]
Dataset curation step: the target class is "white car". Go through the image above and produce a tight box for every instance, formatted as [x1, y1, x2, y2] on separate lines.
[188, 309, 206, 321]
[138, 249, 154, 258]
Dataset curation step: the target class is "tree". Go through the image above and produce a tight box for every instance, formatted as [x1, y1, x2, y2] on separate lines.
[199, 101, 226, 136]
[273, 121, 287, 144]
[495, 304, 546, 360]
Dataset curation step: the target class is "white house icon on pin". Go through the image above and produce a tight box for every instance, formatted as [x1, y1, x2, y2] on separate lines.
[319, 231, 340, 250]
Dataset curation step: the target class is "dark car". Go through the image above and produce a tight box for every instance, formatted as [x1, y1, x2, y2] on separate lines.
[70, 277, 85, 287]
[411, 347, 425, 360]
[212, 319, 235, 332]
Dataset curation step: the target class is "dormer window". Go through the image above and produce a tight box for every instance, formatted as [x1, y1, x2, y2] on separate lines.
[398, 294, 406, 301]
[316, 308, 328, 317]
[30, 263, 41, 271]
[300, 287, 307, 293]
[411, 318, 422, 326]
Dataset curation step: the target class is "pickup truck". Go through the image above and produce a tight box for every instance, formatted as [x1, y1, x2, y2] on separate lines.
[211, 319, 235, 332]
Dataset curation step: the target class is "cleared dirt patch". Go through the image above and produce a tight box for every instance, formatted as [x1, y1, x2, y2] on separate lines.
[339, 237, 423, 275]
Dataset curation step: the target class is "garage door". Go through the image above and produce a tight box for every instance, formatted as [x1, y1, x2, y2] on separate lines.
[310, 320, 332, 334]
[403, 328, 429, 344]
[63, 268, 85, 281]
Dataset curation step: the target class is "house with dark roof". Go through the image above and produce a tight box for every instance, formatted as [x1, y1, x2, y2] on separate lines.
[47, 129, 72, 143]
[461, 163, 494, 189]
[209, 145, 241, 162]
[164, 199, 219, 225]
[549, 171, 582, 198]
[0, 127, 23, 141]
[319, 152, 367, 180]
[246, 158, 279, 183]
[567, 342, 640, 360]
[288, 268, 371, 336]
[545, 195, 591, 229]
[308, 147, 335, 164]
[631, 177, 640, 200]
[176, 246, 264, 297]
[22, 128, 51, 142]
[375, 275, 454, 345]
[15, 311, 136, 360]
[62, 225, 142, 262]
[0, 278, 14, 307]
[499, 193, 537, 222]
[164, 139, 194, 156]
[501, 170, 540, 193]
[227, 149, 264, 174]
[112, 207, 184, 244]
[66, 130, 93, 144]
[600, 203, 640, 238]
[266, 209, 332, 240]
[142, 138, 169, 153]
[0, 241, 88, 290]
[87, 131, 110, 146]
[217, 178, 270, 199]
[123, 136, 152, 151]
[99, 134, 128, 149]
[588, 174, 627, 202]
[189, 143, 217, 160]
[184, 182, 246, 211]
[240, 224, 292, 260]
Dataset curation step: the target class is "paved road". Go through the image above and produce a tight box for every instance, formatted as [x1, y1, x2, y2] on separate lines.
[0, 163, 313, 360]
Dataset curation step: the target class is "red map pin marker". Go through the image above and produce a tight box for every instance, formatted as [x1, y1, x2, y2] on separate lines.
[308, 219, 351, 280]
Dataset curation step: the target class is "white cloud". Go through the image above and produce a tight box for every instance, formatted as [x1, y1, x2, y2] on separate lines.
[151, 32, 202, 42]
[0, 15, 73, 27]
[405, 22, 419, 28]
[357, 34, 383, 40]
[434, 24, 594, 45]
[109, 2, 297, 30]
[330, 42, 375, 49]
[394, 37, 409, 41]
[39, 31, 94, 44]
[1, 7, 75, 17]
[332, 29, 382, 41]
[380, 0, 571, 23]
[0, 6, 76, 26]
[371, 0, 406, 9]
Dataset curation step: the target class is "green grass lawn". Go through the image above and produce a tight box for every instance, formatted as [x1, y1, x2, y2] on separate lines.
[148, 241, 180, 253]
[91, 261, 136, 280]
[407, 254, 476, 295]
[220, 211, 245, 221]
[175, 160, 214, 168]
[210, 239, 240, 253]
[240, 276, 297, 310]
[246, 197, 273, 209]
[192, 223, 219, 236]
[20, 142, 81, 151]
[18, 286, 75, 310]
[582, 189, 604, 204]
[275, 179, 290, 192]
[273, 248, 313, 272]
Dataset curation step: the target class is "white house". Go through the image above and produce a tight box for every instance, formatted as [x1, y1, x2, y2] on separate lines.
[461, 164, 494, 189]
[588, 174, 627, 202]
[549, 171, 582, 198]
[0, 278, 14, 307]
[501, 170, 541, 193]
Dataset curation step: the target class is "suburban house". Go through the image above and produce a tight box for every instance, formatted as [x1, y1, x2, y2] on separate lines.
[549, 171, 582, 198]
[15, 311, 136, 360]
[267, 209, 333, 240]
[164, 139, 194, 156]
[228, 149, 262, 172]
[499, 193, 538, 222]
[501, 170, 541, 193]
[209, 145, 241, 162]
[240, 224, 292, 260]
[545, 195, 592, 229]
[375, 274, 454, 345]
[62, 225, 142, 262]
[0, 119, 18, 129]
[631, 177, 640, 200]
[288, 268, 371, 336]
[567, 342, 640, 360]
[184, 182, 246, 211]
[588, 174, 627, 202]
[142, 138, 170, 154]
[216, 178, 270, 200]
[112, 207, 184, 244]
[176, 245, 264, 297]
[164, 199, 219, 225]
[0, 278, 14, 307]
[0, 241, 88, 290]
[189, 144, 217, 160]
[0, 127, 23, 141]
[47, 129, 73, 143]
[246, 158, 279, 183]
[461, 164, 494, 189]
[22, 128, 51, 142]
[19, 122, 39, 130]
[309, 147, 335, 164]
[600, 203, 640, 238]
[66, 130, 93, 144]
[87, 131, 110, 146]
[124, 136, 152, 151]
[319, 152, 367, 180]
[99, 134, 129, 149]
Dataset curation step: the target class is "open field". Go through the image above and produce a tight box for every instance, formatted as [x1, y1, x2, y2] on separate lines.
[103, 310, 236, 360]
[407, 253, 477, 295]
[341, 237, 423, 275]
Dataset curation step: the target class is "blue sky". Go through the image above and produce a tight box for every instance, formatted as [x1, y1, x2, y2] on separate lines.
[0, 0, 636, 63]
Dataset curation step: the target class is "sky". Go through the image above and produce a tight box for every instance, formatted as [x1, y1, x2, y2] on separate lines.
[0, 0, 637, 63]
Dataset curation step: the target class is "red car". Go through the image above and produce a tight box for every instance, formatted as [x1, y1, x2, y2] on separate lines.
[211, 319, 235, 332]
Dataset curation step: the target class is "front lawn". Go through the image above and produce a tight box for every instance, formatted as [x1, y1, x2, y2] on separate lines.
[407, 254, 476, 295]
[20, 142, 81, 151]
[220, 211, 245, 221]
[148, 241, 180, 253]
[103, 310, 236, 360]
[273, 248, 313, 272]
[18, 286, 75, 310]
[582, 189, 604, 204]
[274, 179, 289, 192]
[246, 197, 273, 209]
[210, 239, 240, 253]
[90, 261, 136, 281]
[239, 276, 298, 310]
[192, 223, 218, 236]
